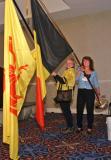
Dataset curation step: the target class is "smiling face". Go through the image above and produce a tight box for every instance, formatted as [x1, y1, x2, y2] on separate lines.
[82, 56, 94, 71]
[66, 59, 74, 69]
[83, 59, 90, 68]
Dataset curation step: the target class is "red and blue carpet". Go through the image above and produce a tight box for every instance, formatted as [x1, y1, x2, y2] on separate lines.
[0, 113, 111, 160]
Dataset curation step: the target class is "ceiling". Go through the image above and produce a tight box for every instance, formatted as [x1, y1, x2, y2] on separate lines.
[0, 0, 111, 25]
[51, 0, 111, 19]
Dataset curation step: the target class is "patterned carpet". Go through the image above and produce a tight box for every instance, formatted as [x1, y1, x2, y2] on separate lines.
[0, 113, 111, 160]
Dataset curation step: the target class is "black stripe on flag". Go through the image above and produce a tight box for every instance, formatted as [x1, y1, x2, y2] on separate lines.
[31, 0, 73, 73]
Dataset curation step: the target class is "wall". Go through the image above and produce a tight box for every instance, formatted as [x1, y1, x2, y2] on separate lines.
[56, 11, 111, 97]
[45, 10, 111, 113]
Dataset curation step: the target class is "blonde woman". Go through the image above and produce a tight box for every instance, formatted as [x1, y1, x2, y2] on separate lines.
[52, 58, 75, 133]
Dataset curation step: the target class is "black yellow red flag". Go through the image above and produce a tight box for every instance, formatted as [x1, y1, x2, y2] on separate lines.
[31, 0, 73, 78]
[31, 0, 73, 130]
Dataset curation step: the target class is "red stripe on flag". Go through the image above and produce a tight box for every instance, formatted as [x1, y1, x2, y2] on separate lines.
[36, 77, 44, 130]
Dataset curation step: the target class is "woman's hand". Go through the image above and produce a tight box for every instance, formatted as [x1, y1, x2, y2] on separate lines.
[95, 88, 100, 97]
[51, 72, 57, 76]
[78, 66, 84, 72]
[76, 66, 83, 78]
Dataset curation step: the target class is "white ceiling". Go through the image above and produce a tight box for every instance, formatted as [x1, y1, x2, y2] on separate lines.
[0, 0, 111, 25]
[49, 0, 111, 19]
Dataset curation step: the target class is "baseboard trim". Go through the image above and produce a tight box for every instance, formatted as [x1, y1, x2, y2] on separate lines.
[46, 107, 108, 115]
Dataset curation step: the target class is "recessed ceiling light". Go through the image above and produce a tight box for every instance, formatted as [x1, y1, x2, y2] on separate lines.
[41, 0, 70, 13]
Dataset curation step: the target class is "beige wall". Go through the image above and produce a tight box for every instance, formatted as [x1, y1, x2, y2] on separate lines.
[56, 11, 111, 98]
[26, 10, 111, 114]
[45, 10, 111, 113]
[57, 11, 111, 80]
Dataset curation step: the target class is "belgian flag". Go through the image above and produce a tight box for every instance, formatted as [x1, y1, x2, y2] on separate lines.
[31, 0, 73, 130]
[31, 0, 73, 78]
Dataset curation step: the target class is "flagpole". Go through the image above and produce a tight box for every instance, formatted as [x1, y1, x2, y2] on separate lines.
[72, 52, 81, 65]
[13, 0, 34, 40]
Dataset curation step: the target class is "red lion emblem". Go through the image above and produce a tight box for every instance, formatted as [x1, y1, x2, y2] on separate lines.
[9, 36, 28, 116]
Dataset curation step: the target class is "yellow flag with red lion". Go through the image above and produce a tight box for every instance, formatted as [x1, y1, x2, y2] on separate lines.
[3, 0, 35, 159]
